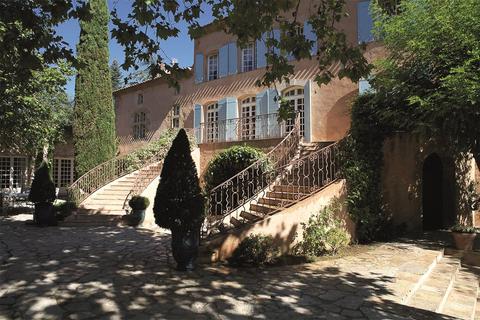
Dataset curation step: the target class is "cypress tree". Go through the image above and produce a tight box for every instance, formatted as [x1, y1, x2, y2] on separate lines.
[153, 129, 204, 232]
[110, 60, 123, 91]
[73, 0, 116, 177]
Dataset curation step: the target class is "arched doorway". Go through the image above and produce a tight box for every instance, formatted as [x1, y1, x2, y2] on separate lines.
[422, 153, 443, 230]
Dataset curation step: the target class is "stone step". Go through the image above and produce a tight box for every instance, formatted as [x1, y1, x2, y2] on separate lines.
[91, 194, 129, 201]
[266, 191, 302, 200]
[83, 199, 126, 205]
[408, 256, 461, 313]
[106, 185, 133, 191]
[230, 216, 242, 227]
[441, 266, 479, 319]
[273, 185, 310, 193]
[258, 197, 293, 207]
[240, 211, 262, 222]
[249, 203, 278, 215]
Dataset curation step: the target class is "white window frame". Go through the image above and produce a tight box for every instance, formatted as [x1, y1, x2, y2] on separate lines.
[241, 43, 256, 73]
[52, 158, 74, 188]
[0, 156, 28, 191]
[207, 54, 218, 81]
[172, 105, 180, 128]
[240, 96, 256, 140]
[133, 111, 147, 140]
[283, 87, 305, 137]
[206, 103, 219, 142]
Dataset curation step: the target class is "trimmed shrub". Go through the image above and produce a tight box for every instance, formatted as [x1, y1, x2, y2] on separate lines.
[28, 161, 56, 204]
[204, 145, 267, 192]
[228, 234, 279, 267]
[54, 201, 77, 221]
[153, 129, 204, 232]
[294, 205, 350, 257]
[128, 196, 150, 210]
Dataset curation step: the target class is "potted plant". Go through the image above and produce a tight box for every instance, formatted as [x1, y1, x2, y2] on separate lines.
[28, 161, 57, 226]
[127, 196, 150, 226]
[451, 224, 477, 250]
[153, 129, 205, 271]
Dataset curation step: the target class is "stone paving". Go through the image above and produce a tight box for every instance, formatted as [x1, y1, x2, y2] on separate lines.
[0, 215, 464, 320]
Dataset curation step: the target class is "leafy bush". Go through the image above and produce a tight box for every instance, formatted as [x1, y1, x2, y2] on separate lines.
[54, 200, 77, 221]
[128, 196, 150, 210]
[28, 161, 56, 203]
[451, 224, 477, 233]
[294, 206, 350, 257]
[153, 129, 204, 232]
[124, 129, 196, 172]
[228, 234, 279, 267]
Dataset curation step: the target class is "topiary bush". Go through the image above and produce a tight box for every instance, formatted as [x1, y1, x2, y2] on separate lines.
[294, 205, 350, 257]
[128, 196, 150, 210]
[204, 145, 269, 215]
[54, 201, 77, 221]
[29, 161, 56, 204]
[228, 234, 279, 267]
[153, 129, 204, 232]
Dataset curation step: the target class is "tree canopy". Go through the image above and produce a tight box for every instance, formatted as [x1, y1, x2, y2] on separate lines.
[370, 0, 480, 167]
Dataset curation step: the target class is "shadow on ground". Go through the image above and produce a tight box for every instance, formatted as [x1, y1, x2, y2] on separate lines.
[0, 217, 458, 319]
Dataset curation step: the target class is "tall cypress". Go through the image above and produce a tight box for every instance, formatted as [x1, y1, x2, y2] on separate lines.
[74, 0, 116, 177]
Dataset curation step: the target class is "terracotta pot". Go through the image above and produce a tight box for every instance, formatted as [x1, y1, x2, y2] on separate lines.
[452, 232, 477, 251]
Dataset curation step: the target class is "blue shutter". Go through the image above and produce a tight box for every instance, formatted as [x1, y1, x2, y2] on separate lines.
[194, 104, 203, 142]
[357, 1, 374, 43]
[228, 42, 237, 75]
[304, 21, 317, 55]
[219, 44, 229, 78]
[224, 97, 238, 141]
[304, 81, 312, 142]
[194, 54, 204, 83]
[217, 98, 228, 141]
[272, 29, 281, 56]
[256, 33, 267, 68]
[267, 89, 280, 138]
[255, 90, 269, 139]
[359, 78, 373, 95]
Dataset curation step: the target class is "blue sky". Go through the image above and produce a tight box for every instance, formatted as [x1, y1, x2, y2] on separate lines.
[57, 0, 213, 99]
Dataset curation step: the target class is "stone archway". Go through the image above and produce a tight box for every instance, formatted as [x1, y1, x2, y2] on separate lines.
[422, 153, 444, 230]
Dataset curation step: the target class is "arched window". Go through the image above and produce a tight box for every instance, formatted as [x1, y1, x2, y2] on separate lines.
[240, 96, 256, 140]
[133, 111, 147, 140]
[206, 103, 219, 142]
[283, 87, 305, 136]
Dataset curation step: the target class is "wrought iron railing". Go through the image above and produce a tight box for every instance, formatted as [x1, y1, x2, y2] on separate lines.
[196, 113, 287, 144]
[203, 115, 302, 237]
[205, 139, 341, 236]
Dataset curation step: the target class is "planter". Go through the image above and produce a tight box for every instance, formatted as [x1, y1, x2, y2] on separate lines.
[34, 202, 56, 226]
[171, 229, 200, 271]
[452, 232, 477, 251]
[127, 209, 146, 227]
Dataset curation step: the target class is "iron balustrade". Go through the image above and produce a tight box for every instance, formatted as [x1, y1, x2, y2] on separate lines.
[195, 113, 288, 144]
[204, 139, 341, 236]
[202, 115, 302, 237]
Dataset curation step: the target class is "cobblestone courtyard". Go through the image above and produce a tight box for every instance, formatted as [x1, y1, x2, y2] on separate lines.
[0, 216, 470, 320]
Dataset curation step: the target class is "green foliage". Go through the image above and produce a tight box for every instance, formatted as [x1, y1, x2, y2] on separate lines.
[123, 129, 196, 172]
[204, 145, 267, 192]
[228, 234, 279, 267]
[294, 205, 350, 257]
[110, 60, 123, 91]
[54, 200, 77, 221]
[451, 224, 477, 234]
[129, 196, 150, 210]
[371, 0, 480, 168]
[153, 129, 204, 232]
[276, 97, 296, 123]
[73, 0, 116, 177]
[28, 162, 56, 204]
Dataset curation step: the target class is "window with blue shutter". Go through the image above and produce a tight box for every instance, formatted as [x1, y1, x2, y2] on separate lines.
[228, 42, 238, 75]
[193, 104, 203, 142]
[304, 21, 317, 55]
[256, 33, 267, 68]
[194, 54, 204, 83]
[357, 1, 374, 43]
[218, 44, 229, 78]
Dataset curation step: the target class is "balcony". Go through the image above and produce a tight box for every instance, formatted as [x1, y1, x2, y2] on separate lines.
[195, 113, 294, 144]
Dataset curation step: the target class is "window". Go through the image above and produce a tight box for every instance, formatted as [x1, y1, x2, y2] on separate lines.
[207, 54, 218, 81]
[242, 43, 256, 72]
[240, 97, 256, 140]
[52, 158, 74, 188]
[206, 103, 219, 142]
[137, 93, 144, 104]
[133, 112, 147, 140]
[172, 105, 180, 128]
[283, 87, 305, 137]
[0, 157, 27, 190]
